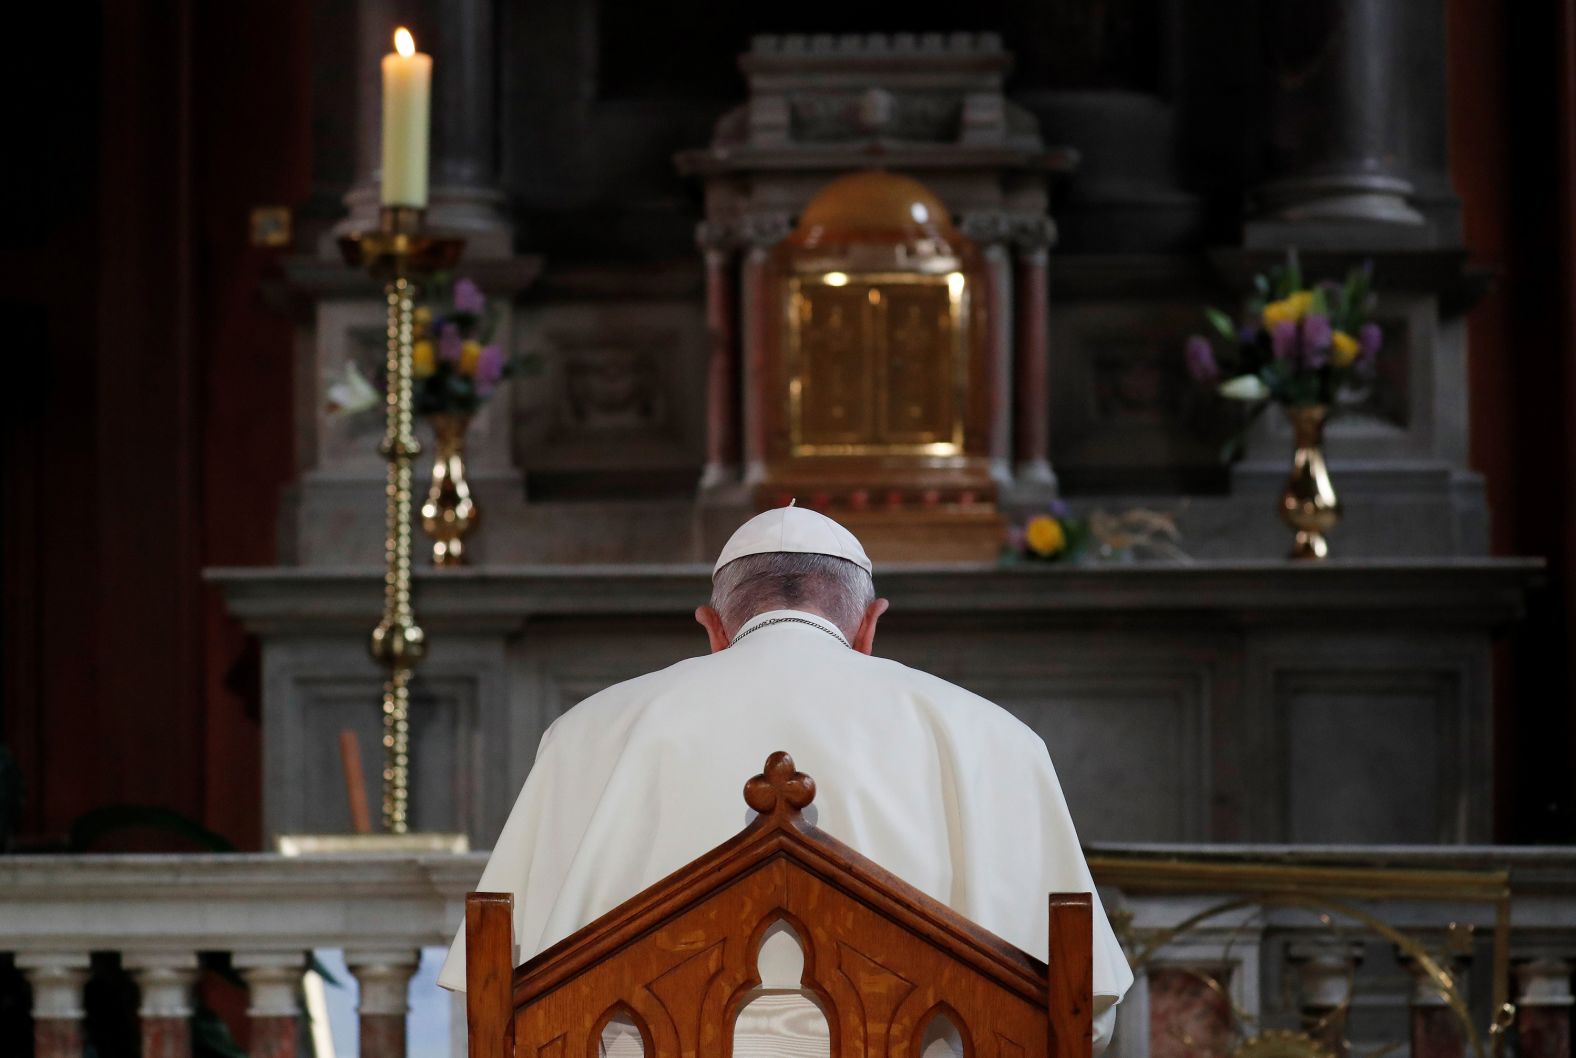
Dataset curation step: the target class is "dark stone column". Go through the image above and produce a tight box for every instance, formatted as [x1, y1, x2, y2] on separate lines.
[1012, 218, 1057, 492]
[1250, 0, 1427, 242]
[335, 0, 512, 256]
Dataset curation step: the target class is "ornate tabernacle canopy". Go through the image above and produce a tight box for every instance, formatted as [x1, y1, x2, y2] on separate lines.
[788, 169, 964, 251]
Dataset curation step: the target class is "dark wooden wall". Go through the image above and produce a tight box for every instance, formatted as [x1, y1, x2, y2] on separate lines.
[1448, 0, 1576, 841]
[0, 0, 1572, 848]
[0, 0, 308, 849]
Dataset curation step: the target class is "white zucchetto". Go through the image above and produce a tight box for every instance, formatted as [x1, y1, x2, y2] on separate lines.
[712, 501, 873, 577]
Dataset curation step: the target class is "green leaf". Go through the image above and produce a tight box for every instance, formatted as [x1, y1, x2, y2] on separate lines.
[1204, 307, 1236, 340]
[1284, 246, 1303, 293]
[1309, 286, 1329, 317]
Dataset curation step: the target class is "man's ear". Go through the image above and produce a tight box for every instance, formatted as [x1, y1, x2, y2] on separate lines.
[695, 605, 731, 653]
[852, 598, 889, 655]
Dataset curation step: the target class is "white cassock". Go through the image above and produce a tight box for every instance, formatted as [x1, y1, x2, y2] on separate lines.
[439, 608, 1133, 1053]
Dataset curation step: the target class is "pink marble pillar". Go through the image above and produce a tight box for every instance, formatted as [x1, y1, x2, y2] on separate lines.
[698, 222, 740, 490]
[236, 952, 307, 1058]
[1403, 954, 1468, 1058]
[18, 953, 90, 1058]
[1290, 943, 1362, 1058]
[1147, 965, 1234, 1058]
[127, 953, 199, 1058]
[739, 244, 772, 487]
[347, 949, 419, 1058]
[1515, 959, 1573, 1058]
[1012, 224, 1056, 488]
[982, 240, 1015, 484]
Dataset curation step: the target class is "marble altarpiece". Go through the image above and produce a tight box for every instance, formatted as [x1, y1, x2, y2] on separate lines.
[227, 5, 1537, 859]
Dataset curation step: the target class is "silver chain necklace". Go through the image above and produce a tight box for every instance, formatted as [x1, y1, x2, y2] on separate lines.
[730, 616, 849, 648]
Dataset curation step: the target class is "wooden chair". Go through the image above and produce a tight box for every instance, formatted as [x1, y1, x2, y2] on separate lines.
[466, 751, 1094, 1058]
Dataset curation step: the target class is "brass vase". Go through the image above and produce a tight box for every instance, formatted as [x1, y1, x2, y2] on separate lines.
[421, 413, 478, 566]
[1279, 404, 1340, 560]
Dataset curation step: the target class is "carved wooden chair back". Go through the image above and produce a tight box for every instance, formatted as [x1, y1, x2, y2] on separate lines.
[466, 752, 1093, 1058]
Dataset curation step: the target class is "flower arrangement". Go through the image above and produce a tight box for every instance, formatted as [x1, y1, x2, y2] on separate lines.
[412, 278, 506, 416]
[1184, 251, 1382, 409]
[326, 277, 518, 418]
[1003, 502, 1088, 563]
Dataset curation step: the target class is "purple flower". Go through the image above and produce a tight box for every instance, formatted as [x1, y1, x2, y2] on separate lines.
[437, 321, 462, 364]
[1300, 313, 1331, 369]
[453, 278, 486, 316]
[475, 344, 505, 386]
[1356, 322, 1382, 377]
[1185, 335, 1219, 383]
[1047, 498, 1070, 519]
[1270, 320, 1297, 361]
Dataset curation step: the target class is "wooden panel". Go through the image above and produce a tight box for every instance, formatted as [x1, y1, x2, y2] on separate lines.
[477, 754, 1094, 1058]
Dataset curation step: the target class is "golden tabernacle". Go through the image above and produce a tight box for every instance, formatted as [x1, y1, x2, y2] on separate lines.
[758, 170, 1003, 561]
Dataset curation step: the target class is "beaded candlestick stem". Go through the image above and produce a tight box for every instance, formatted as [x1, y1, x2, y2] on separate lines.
[341, 207, 464, 833]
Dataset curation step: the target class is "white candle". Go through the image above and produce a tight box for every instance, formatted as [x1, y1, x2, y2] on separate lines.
[380, 27, 432, 208]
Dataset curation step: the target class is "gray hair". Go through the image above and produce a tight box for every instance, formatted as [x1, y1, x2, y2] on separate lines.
[711, 552, 875, 638]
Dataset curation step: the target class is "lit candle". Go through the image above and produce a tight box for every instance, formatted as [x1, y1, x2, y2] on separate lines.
[380, 27, 432, 208]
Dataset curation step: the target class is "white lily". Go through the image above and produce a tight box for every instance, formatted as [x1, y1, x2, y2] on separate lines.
[326, 361, 380, 415]
[1218, 374, 1270, 402]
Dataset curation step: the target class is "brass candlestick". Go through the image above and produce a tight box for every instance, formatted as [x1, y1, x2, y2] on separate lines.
[340, 207, 464, 832]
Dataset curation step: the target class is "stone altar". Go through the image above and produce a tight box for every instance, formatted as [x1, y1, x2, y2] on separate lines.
[210, 559, 1539, 849]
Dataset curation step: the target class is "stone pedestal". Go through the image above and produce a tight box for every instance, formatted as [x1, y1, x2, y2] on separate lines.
[17, 953, 89, 1058]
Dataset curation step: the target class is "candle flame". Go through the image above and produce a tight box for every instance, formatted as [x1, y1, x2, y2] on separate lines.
[394, 27, 416, 57]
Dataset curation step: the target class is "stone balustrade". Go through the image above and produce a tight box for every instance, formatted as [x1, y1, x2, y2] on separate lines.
[0, 847, 1571, 1058]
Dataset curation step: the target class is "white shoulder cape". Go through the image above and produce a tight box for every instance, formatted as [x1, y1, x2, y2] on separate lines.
[439, 610, 1132, 1041]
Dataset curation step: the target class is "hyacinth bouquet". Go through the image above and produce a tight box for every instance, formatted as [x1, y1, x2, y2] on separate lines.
[1184, 252, 1382, 412]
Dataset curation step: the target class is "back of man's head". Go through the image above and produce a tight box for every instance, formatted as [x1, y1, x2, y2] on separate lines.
[710, 552, 875, 638]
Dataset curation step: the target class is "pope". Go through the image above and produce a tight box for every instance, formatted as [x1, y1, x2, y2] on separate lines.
[439, 503, 1133, 1052]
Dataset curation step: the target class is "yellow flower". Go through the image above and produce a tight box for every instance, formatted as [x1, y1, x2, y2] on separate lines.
[412, 339, 436, 378]
[1261, 290, 1315, 328]
[413, 305, 432, 337]
[1330, 329, 1360, 367]
[1025, 515, 1067, 557]
[459, 339, 483, 375]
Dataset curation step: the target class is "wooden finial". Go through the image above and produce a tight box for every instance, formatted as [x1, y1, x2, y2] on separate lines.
[744, 751, 816, 816]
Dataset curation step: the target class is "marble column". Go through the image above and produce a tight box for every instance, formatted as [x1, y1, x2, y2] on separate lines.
[1251, 0, 1424, 230]
[1401, 952, 1469, 1058]
[347, 949, 419, 1058]
[961, 212, 1015, 487]
[1289, 942, 1362, 1058]
[1012, 218, 1057, 491]
[236, 952, 307, 1058]
[127, 952, 199, 1058]
[1514, 959, 1573, 1058]
[698, 221, 741, 492]
[336, 0, 512, 256]
[737, 213, 790, 489]
[17, 953, 90, 1058]
[1147, 965, 1234, 1058]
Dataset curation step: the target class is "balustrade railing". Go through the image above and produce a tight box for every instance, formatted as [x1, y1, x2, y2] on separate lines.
[1, 847, 1571, 1058]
